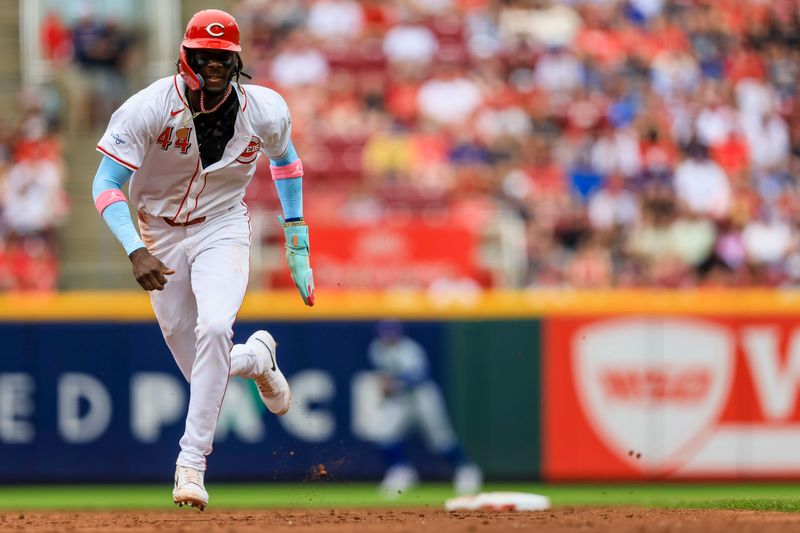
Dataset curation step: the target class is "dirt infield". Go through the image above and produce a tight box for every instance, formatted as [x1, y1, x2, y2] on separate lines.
[3, 507, 800, 532]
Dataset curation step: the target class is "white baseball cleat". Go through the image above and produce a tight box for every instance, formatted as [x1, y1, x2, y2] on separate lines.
[172, 466, 208, 511]
[454, 463, 483, 495]
[246, 330, 291, 415]
[380, 464, 419, 498]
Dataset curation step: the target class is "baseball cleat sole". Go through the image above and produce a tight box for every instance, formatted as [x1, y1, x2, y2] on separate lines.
[174, 498, 206, 511]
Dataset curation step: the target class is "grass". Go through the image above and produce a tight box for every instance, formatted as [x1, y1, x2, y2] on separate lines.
[0, 483, 799, 512]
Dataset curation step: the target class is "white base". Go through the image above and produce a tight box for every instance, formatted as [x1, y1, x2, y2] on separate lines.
[445, 492, 551, 512]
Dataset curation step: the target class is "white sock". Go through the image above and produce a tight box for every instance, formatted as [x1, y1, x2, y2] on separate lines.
[229, 344, 260, 377]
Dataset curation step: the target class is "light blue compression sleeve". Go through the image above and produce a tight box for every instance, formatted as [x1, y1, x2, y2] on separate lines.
[92, 156, 146, 256]
[270, 139, 303, 221]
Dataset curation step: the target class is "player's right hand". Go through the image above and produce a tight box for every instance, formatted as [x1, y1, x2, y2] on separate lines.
[129, 247, 175, 291]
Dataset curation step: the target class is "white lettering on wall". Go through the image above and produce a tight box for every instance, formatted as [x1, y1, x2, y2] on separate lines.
[131, 373, 186, 442]
[280, 370, 334, 442]
[216, 379, 265, 442]
[0, 373, 35, 443]
[743, 327, 800, 420]
[58, 373, 112, 444]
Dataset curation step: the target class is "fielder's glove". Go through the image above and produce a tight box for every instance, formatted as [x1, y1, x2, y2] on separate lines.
[279, 215, 315, 306]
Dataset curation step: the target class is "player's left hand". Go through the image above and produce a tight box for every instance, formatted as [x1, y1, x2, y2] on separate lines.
[279, 216, 315, 306]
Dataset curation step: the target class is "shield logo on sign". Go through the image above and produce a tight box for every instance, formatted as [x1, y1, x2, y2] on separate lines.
[573, 318, 734, 474]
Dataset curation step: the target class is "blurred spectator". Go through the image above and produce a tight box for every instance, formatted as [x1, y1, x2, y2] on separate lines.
[742, 207, 792, 266]
[650, 49, 701, 97]
[0, 99, 68, 293]
[499, 0, 581, 49]
[71, 12, 133, 129]
[2, 155, 65, 237]
[627, 192, 677, 264]
[269, 32, 330, 88]
[590, 126, 642, 178]
[307, 0, 365, 41]
[670, 210, 717, 268]
[587, 174, 640, 231]
[695, 83, 737, 147]
[40, 10, 71, 62]
[565, 237, 614, 288]
[382, 19, 439, 65]
[46, 8, 139, 134]
[673, 141, 732, 219]
[743, 108, 790, 172]
[711, 130, 749, 179]
[533, 48, 583, 93]
[416, 63, 483, 125]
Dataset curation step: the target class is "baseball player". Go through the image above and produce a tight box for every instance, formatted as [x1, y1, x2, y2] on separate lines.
[91, 9, 314, 510]
[368, 320, 483, 496]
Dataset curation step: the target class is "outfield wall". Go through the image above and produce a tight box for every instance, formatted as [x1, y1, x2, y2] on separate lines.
[1, 290, 800, 482]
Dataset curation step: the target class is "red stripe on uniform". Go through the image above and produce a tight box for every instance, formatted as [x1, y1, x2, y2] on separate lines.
[171, 159, 201, 223]
[96, 146, 139, 170]
[184, 172, 208, 223]
[242, 201, 252, 250]
[173, 75, 190, 108]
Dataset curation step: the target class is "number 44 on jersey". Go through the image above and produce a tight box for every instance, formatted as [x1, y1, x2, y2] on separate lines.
[157, 127, 192, 154]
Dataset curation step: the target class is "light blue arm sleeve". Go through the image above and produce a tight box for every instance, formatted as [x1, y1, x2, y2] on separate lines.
[92, 156, 146, 256]
[270, 139, 303, 221]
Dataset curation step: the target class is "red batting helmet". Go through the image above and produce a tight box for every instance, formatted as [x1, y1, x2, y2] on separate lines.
[179, 9, 241, 91]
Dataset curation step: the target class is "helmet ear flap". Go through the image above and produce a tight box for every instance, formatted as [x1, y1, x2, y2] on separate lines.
[179, 47, 204, 91]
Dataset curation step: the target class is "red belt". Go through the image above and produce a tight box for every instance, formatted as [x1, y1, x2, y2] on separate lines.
[138, 210, 206, 227]
[163, 216, 206, 227]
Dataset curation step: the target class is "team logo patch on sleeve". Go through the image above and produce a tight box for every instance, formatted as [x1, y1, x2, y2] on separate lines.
[236, 137, 262, 164]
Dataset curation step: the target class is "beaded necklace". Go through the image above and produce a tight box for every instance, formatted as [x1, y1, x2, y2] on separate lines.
[183, 84, 233, 127]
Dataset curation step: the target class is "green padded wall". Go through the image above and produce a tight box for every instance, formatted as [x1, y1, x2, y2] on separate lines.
[446, 320, 540, 479]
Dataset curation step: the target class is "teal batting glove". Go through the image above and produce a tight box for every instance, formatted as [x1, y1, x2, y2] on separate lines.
[279, 216, 315, 306]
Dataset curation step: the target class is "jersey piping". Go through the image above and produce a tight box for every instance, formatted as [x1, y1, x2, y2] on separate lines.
[97, 146, 139, 171]
[171, 158, 202, 223]
[173, 75, 190, 111]
[185, 172, 209, 222]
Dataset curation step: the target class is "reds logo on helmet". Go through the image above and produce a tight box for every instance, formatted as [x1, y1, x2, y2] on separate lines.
[205, 23, 225, 37]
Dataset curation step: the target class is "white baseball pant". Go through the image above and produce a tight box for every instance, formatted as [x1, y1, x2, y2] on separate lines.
[374, 381, 459, 452]
[140, 203, 264, 470]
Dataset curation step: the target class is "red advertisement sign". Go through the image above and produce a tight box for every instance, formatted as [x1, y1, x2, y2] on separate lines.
[310, 222, 479, 289]
[544, 316, 800, 480]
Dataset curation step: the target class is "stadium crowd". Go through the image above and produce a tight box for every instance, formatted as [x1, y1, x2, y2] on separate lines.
[8, 0, 798, 291]
[0, 97, 68, 292]
[233, 0, 800, 288]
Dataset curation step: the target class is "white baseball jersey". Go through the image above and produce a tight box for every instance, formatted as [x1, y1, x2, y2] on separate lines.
[97, 75, 291, 223]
